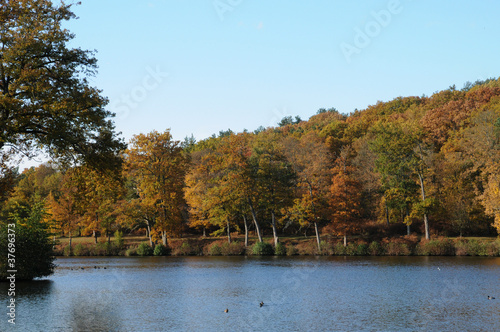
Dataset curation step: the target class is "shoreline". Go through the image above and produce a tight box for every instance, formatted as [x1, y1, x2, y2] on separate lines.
[53, 236, 500, 258]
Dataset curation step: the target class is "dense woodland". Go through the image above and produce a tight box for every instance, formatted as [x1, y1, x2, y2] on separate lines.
[1, 1, 499, 256]
[1, 78, 499, 249]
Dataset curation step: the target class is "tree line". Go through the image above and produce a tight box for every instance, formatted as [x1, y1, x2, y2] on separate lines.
[2, 78, 500, 250]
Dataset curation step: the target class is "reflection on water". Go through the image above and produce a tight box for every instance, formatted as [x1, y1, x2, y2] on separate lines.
[13, 280, 53, 297]
[0, 256, 499, 331]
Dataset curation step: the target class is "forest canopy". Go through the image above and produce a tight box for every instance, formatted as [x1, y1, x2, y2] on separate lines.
[2, 78, 499, 246]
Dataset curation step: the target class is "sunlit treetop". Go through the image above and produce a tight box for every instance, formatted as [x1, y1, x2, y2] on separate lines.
[0, 0, 125, 169]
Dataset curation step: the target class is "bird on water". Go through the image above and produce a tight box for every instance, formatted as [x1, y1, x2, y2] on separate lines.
[224, 309, 229, 313]
[260, 301, 264, 307]
[488, 296, 495, 300]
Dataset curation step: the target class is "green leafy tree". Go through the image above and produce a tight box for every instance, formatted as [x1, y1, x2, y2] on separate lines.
[0, 200, 55, 280]
[0, 0, 124, 168]
[370, 121, 433, 239]
[252, 132, 297, 246]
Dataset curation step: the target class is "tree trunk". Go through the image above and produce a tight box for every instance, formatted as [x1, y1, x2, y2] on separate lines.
[162, 231, 167, 246]
[343, 233, 347, 247]
[314, 221, 321, 251]
[271, 211, 279, 246]
[243, 215, 249, 247]
[385, 205, 390, 226]
[418, 173, 430, 240]
[147, 224, 153, 247]
[202, 227, 206, 238]
[248, 198, 263, 242]
[108, 231, 111, 245]
[406, 209, 410, 236]
[69, 231, 72, 255]
[423, 213, 430, 240]
[94, 212, 99, 244]
[226, 218, 232, 244]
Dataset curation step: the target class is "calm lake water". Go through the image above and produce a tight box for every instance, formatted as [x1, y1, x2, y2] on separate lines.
[1, 256, 499, 331]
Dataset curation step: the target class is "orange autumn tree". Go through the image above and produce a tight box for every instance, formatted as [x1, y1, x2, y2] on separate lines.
[125, 130, 188, 246]
[327, 147, 363, 246]
[46, 175, 81, 250]
[455, 102, 500, 233]
[216, 133, 261, 245]
[185, 148, 216, 238]
[185, 138, 237, 243]
[282, 133, 332, 251]
[185, 133, 261, 245]
[198, 134, 247, 244]
[64, 166, 124, 244]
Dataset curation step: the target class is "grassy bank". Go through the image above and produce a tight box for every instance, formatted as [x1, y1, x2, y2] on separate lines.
[53, 235, 500, 257]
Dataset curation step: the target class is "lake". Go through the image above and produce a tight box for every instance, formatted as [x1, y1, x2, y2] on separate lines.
[1, 256, 499, 331]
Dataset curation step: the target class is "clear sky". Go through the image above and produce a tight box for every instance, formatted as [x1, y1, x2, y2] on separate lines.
[59, 0, 500, 145]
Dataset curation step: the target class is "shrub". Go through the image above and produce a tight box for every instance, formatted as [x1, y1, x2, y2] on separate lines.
[368, 241, 383, 256]
[455, 239, 489, 256]
[153, 244, 169, 256]
[417, 238, 455, 256]
[222, 241, 245, 255]
[320, 241, 334, 256]
[114, 231, 124, 249]
[465, 239, 487, 256]
[73, 243, 90, 256]
[252, 242, 274, 255]
[385, 242, 411, 256]
[295, 240, 320, 255]
[333, 242, 345, 255]
[274, 242, 286, 256]
[88, 243, 101, 256]
[137, 242, 153, 256]
[175, 242, 193, 256]
[454, 240, 468, 256]
[125, 247, 138, 256]
[63, 244, 72, 257]
[170, 240, 202, 256]
[207, 242, 222, 256]
[356, 243, 368, 256]
[486, 240, 500, 257]
[345, 243, 358, 256]
[286, 244, 298, 256]
[90, 242, 118, 256]
[179, 242, 192, 255]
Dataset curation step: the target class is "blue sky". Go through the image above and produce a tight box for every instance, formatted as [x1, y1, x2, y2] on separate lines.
[65, 0, 500, 144]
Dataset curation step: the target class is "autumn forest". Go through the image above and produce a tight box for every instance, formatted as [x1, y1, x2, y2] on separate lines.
[2, 78, 500, 252]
